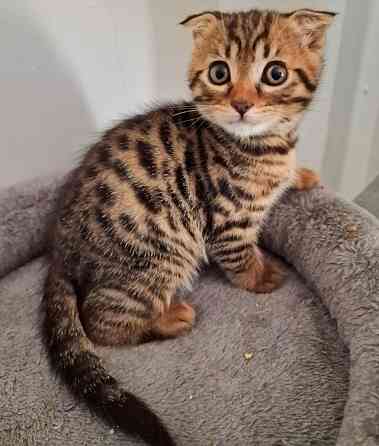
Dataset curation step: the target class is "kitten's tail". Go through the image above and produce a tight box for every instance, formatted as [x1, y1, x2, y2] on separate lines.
[43, 266, 176, 446]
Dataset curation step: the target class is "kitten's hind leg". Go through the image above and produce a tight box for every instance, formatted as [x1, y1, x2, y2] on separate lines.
[81, 286, 163, 346]
[81, 286, 195, 346]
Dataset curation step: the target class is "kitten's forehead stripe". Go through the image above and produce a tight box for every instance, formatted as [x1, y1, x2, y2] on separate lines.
[221, 10, 274, 62]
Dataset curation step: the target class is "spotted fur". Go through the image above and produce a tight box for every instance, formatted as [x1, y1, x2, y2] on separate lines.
[43, 8, 335, 446]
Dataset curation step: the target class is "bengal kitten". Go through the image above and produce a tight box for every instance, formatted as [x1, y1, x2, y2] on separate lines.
[43, 8, 335, 446]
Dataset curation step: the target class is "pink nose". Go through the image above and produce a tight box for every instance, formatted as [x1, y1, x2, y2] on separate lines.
[231, 100, 253, 117]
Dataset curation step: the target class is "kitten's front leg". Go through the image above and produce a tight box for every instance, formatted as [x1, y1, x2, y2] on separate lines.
[211, 240, 286, 294]
[294, 167, 320, 191]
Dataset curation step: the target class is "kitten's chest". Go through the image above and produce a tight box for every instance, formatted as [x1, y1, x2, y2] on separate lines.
[213, 150, 296, 215]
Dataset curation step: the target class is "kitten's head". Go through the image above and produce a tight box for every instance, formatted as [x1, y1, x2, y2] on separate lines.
[181, 9, 335, 139]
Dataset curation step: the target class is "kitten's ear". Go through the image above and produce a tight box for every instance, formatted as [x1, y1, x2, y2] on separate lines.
[289, 9, 336, 48]
[180, 12, 219, 40]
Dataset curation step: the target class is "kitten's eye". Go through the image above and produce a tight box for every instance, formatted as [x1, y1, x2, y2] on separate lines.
[208, 61, 231, 85]
[262, 61, 288, 86]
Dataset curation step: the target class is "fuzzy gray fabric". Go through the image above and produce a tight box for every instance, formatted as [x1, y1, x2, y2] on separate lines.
[0, 174, 378, 446]
[0, 174, 64, 280]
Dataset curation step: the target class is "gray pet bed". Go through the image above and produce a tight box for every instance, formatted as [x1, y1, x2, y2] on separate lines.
[1, 173, 378, 446]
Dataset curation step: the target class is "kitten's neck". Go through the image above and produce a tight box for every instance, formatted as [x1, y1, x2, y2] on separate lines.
[205, 120, 298, 159]
[233, 130, 298, 148]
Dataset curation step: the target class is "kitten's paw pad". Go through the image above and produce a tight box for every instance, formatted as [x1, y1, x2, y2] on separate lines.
[153, 303, 195, 338]
[252, 260, 286, 294]
[294, 168, 320, 191]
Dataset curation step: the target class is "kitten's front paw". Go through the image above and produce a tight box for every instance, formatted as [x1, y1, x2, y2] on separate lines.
[229, 252, 286, 294]
[152, 303, 195, 338]
[251, 259, 286, 293]
[294, 167, 320, 191]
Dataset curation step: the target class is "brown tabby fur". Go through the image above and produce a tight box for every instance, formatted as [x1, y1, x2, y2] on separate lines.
[43, 8, 335, 446]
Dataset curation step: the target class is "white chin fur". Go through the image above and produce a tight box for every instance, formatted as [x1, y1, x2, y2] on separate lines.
[218, 120, 276, 139]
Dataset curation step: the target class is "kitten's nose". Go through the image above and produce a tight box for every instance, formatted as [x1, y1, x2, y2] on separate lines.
[231, 100, 252, 117]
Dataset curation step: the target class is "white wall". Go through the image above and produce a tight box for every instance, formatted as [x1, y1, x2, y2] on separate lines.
[0, 0, 377, 198]
[322, 0, 373, 194]
[0, 0, 156, 188]
[336, 0, 379, 199]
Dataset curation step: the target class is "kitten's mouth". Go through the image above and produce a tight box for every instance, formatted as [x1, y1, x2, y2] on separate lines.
[229, 118, 253, 125]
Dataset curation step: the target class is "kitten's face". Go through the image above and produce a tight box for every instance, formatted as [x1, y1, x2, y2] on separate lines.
[182, 9, 334, 139]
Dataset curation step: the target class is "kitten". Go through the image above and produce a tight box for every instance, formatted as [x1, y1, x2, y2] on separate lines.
[43, 8, 335, 446]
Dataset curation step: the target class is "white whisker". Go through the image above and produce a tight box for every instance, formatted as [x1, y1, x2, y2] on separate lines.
[172, 109, 198, 117]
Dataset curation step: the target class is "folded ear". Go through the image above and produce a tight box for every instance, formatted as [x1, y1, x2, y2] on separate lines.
[289, 9, 336, 48]
[180, 11, 219, 40]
